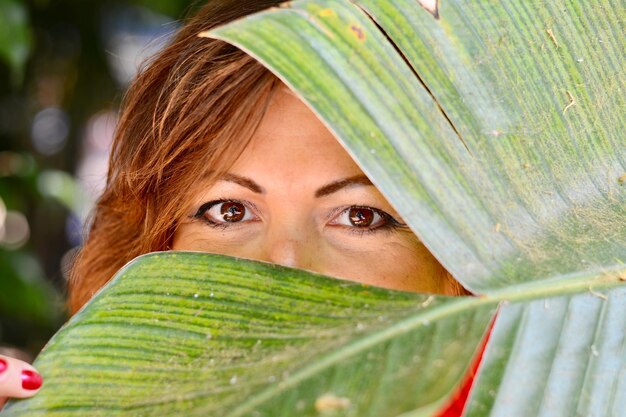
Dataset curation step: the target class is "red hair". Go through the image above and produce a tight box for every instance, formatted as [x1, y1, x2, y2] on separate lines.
[68, 1, 284, 314]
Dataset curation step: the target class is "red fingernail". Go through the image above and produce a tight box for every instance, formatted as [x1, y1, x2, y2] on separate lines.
[21, 370, 43, 390]
[0, 359, 7, 373]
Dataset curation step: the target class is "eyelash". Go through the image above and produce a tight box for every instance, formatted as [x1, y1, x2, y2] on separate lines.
[193, 199, 258, 229]
[192, 199, 407, 235]
[328, 205, 407, 236]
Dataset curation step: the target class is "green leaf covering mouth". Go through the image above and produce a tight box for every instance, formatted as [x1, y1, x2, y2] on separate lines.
[4, 253, 625, 416]
[4, 252, 496, 416]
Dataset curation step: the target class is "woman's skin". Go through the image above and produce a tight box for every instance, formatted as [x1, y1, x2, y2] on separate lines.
[0, 354, 42, 408]
[174, 86, 458, 295]
[0, 86, 459, 406]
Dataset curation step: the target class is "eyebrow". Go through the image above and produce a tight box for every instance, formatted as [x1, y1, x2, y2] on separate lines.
[220, 173, 265, 194]
[315, 175, 373, 198]
[218, 173, 373, 197]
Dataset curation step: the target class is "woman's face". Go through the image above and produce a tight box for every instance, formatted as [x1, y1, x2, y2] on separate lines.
[173, 86, 458, 294]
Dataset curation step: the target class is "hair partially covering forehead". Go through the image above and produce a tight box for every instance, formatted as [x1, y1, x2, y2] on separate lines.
[68, 0, 286, 314]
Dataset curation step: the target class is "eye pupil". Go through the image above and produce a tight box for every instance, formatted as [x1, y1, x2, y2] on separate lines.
[349, 208, 374, 227]
[220, 202, 245, 222]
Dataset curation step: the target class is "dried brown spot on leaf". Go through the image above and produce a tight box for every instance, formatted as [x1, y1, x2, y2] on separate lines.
[563, 91, 576, 114]
[350, 24, 365, 41]
[546, 28, 559, 48]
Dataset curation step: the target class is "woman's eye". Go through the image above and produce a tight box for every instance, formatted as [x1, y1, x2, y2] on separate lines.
[196, 200, 256, 225]
[331, 206, 389, 229]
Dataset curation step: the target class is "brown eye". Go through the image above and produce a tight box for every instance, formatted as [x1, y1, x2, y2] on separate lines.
[329, 205, 388, 231]
[328, 205, 406, 234]
[220, 201, 245, 222]
[196, 200, 255, 226]
[348, 207, 375, 227]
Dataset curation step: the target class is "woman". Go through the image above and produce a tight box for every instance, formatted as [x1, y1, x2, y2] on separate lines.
[1, 0, 467, 406]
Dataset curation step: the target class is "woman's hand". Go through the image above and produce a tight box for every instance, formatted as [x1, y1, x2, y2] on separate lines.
[0, 354, 42, 409]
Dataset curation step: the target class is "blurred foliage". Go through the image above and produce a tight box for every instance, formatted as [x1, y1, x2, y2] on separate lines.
[0, 0, 196, 357]
[0, 0, 32, 86]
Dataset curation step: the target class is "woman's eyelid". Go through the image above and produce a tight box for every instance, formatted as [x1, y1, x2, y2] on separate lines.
[326, 205, 398, 226]
[194, 198, 261, 220]
[337, 208, 382, 228]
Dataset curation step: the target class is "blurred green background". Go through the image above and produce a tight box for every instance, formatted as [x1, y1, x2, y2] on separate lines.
[0, 0, 197, 359]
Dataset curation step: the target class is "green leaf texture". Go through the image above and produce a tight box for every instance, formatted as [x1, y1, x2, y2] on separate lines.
[4, 254, 624, 416]
[3, 252, 495, 416]
[465, 287, 626, 417]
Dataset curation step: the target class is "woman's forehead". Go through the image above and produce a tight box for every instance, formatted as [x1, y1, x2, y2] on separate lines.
[253, 87, 327, 137]
[226, 89, 366, 189]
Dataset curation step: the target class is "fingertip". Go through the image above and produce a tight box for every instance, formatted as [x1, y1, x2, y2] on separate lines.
[21, 369, 43, 392]
[0, 355, 43, 399]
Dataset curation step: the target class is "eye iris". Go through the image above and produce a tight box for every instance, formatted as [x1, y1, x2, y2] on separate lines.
[220, 202, 245, 222]
[348, 208, 374, 227]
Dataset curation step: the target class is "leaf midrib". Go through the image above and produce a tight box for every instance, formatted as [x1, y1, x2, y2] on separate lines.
[226, 266, 625, 416]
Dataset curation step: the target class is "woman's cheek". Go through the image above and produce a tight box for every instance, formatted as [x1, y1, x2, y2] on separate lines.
[171, 224, 252, 254]
[316, 237, 431, 292]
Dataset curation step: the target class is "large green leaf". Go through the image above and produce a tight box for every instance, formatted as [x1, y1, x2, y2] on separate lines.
[4, 254, 624, 416]
[3, 252, 496, 416]
[5, 0, 625, 415]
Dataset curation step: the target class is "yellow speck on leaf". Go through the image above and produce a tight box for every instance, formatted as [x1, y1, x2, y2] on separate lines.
[421, 295, 435, 308]
[315, 393, 351, 412]
[588, 286, 608, 300]
[618, 173, 626, 184]
[319, 8, 335, 17]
